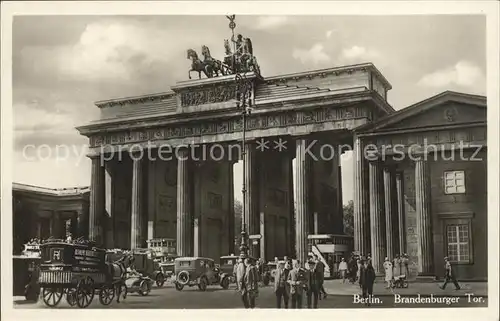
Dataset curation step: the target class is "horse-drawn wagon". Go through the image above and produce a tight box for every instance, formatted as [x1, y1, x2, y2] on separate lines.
[37, 240, 132, 308]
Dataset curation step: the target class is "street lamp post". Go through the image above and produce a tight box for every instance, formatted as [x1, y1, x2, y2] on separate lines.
[227, 15, 254, 258]
[235, 74, 253, 258]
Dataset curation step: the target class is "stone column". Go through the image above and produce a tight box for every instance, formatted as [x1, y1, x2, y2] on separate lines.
[228, 161, 235, 254]
[177, 148, 192, 256]
[415, 159, 434, 275]
[369, 161, 386, 274]
[130, 154, 144, 249]
[76, 209, 85, 238]
[353, 136, 370, 254]
[52, 212, 62, 238]
[104, 160, 115, 248]
[288, 151, 296, 257]
[295, 138, 311, 265]
[313, 212, 319, 234]
[89, 155, 105, 244]
[383, 167, 395, 258]
[259, 212, 265, 260]
[395, 172, 406, 254]
[243, 142, 257, 256]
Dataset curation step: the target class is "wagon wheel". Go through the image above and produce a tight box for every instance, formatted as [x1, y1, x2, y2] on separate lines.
[155, 273, 165, 287]
[42, 287, 63, 307]
[75, 277, 95, 308]
[66, 288, 77, 307]
[98, 285, 115, 305]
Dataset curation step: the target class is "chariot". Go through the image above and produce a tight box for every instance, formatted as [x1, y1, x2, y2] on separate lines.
[37, 241, 131, 308]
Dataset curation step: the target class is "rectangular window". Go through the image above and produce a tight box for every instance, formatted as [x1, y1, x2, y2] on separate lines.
[444, 170, 466, 194]
[446, 224, 471, 263]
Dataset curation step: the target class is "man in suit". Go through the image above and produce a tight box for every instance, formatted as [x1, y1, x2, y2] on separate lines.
[440, 257, 461, 290]
[359, 260, 376, 306]
[304, 259, 321, 308]
[274, 261, 291, 308]
[313, 254, 327, 299]
[287, 260, 304, 308]
[243, 257, 259, 308]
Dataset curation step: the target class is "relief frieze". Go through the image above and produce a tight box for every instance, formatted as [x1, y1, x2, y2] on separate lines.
[89, 105, 362, 147]
[180, 84, 236, 107]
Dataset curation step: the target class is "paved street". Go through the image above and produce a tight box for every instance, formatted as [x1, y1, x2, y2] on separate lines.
[14, 280, 488, 309]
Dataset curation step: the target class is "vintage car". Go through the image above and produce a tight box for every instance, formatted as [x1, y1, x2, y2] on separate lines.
[158, 254, 178, 280]
[218, 255, 239, 288]
[131, 249, 166, 287]
[172, 257, 225, 291]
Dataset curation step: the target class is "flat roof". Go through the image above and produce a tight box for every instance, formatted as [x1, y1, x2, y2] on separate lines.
[13, 182, 90, 196]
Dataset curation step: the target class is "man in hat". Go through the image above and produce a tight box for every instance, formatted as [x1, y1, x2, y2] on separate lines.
[305, 259, 321, 308]
[440, 257, 461, 290]
[243, 257, 259, 308]
[274, 260, 291, 308]
[287, 260, 304, 308]
[313, 254, 327, 299]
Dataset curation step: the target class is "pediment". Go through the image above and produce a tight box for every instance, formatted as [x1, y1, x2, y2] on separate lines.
[357, 91, 486, 133]
[383, 102, 486, 130]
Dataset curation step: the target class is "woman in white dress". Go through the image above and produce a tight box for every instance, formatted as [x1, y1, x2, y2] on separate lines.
[383, 257, 393, 288]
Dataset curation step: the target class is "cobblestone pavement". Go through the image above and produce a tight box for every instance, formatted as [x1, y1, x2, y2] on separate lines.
[14, 280, 488, 309]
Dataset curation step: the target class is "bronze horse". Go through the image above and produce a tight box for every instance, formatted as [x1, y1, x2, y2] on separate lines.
[201, 45, 225, 77]
[187, 49, 211, 79]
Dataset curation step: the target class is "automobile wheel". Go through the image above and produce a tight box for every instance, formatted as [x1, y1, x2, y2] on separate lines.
[198, 277, 208, 291]
[177, 271, 190, 286]
[138, 281, 151, 296]
[403, 281, 409, 288]
[263, 274, 270, 286]
[156, 273, 165, 287]
[220, 277, 229, 290]
[175, 283, 184, 291]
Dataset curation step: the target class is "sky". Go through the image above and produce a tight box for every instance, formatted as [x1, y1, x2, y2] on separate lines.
[12, 15, 486, 203]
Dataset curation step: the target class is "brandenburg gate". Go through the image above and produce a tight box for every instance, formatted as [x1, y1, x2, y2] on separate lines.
[77, 25, 394, 265]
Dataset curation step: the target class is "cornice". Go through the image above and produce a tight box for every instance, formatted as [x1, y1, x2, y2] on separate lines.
[264, 63, 392, 90]
[78, 89, 375, 136]
[95, 92, 176, 109]
[13, 183, 90, 198]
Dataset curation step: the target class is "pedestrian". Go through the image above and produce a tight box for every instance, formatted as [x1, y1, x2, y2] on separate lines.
[440, 257, 461, 290]
[393, 254, 401, 277]
[287, 260, 304, 309]
[274, 261, 290, 308]
[305, 259, 321, 308]
[244, 258, 259, 308]
[339, 258, 348, 283]
[383, 257, 393, 288]
[355, 258, 361, 284]
[402, 253, 410, 276]
[313, 254, 327, 299]
[359, 260, 376, 306]
[236, 256, 248, 308]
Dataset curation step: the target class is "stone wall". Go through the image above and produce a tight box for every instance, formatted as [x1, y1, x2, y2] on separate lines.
[401, 149, 487, 280]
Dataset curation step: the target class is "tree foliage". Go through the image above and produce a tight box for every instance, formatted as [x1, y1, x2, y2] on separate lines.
[343, 200, 354, 236]
[234, 199, 243, 245]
